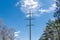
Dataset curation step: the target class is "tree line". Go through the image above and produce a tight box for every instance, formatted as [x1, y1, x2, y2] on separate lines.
[39, 0, 60, 40]
[0, 20, 15, 40]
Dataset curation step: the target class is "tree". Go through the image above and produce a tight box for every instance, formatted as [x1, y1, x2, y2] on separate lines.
[39, 0, 60, 40]
[39, 20, 58, 40]
[0, 20, 15, 40]
[45, 20, 55, 40]
[53, 0, 60, 40]
[39, 20, 54, 40]
[54, 0, 60, 19]
[39, 32, 48, 40]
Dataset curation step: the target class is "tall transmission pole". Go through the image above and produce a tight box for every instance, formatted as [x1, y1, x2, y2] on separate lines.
[28, 10, 32, 40]
[25, 0, 37, 40]
[26, 9, 33, 40]
[29, 11, 32, 40]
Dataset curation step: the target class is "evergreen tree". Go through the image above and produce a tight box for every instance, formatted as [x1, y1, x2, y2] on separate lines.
[53, 0, 60, 40]
[39, 0, 60, 40]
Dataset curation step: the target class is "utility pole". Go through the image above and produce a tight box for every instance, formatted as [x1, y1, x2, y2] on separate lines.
[26, 9, 33, 40]
[29, 12, 32, 40]
[28, 10, 32, 40]
[26, 1, 35, 40]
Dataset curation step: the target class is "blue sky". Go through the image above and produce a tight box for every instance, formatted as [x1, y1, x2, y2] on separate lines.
[0, 0, 56, 40]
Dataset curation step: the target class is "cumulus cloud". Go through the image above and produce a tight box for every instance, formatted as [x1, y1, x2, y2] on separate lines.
[14, 31, 20, 37]
[16, 0, 41, 17]
[39, 3, 57, 13]
[22, 0, 39, 9]
[21, 0, 40, 14]
[16, 0, 56, 17]
[14, 31, 20, 40]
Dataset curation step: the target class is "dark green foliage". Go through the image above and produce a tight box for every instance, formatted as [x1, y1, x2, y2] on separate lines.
[39, 0, 60, 40]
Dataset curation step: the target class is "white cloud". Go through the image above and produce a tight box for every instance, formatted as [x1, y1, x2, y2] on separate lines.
[14, 31, 20, 40]
[39, 3, 57, 13]
[21, 0, 41, 17]
[22, 0, 39, 9]
[16, 0, 41, 17]
[14, 31, 20, 37]
[16, 0, 56, 17]
[26, 14, 32, 18]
